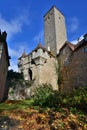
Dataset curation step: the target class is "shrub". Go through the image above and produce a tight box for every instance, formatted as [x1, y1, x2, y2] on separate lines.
[33, 85, 87, 113]
[33, 84, 54, 107]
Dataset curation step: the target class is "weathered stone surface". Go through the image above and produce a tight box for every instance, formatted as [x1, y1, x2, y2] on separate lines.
[0, 31, 10, 101]
[8, 80, 34, 100]
[58, 41, 87, 92]
[44, 6, 67, 54]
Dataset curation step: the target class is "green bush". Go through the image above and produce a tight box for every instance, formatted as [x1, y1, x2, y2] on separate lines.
[33, 84, 54, 107]
[33, 85, 87, 112]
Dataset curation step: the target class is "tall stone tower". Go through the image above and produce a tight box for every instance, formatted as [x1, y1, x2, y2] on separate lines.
[44, 6, 67, 54]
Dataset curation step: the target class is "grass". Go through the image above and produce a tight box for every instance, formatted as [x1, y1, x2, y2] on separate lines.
[0, 99, 87, 130]
[0, 99, 34, 111]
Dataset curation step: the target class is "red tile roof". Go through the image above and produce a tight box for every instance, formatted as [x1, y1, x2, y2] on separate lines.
[59, 34, 87, 54]
[33, 42, 47, 52]
[59, 41, 75, 52]
[19, 51, 27, 59]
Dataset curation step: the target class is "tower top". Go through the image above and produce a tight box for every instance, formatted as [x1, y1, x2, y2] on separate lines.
[44, 5, 67, 54]
[44, 5, 64, 18]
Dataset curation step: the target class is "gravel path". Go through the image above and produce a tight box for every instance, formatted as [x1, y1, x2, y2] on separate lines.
[0, 116, 21, 130]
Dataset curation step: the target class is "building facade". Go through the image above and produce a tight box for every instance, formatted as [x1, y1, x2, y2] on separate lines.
[58, 35, 87, 92]
[18, 5, 87, 93]
[18, 43, 58, 91]
[0, 31, 10, 101]
[18, 6, 67, 91]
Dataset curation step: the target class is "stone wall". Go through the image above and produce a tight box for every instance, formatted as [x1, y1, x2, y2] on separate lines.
[8, 79, 34, 100]
[58, 44, 87, 92]
[28, 56, 58, 93]
[0, 42, 8, 101]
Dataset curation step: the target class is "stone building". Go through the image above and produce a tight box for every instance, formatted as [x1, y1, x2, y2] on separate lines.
[0, 31, 10, 101]
[18, 6, 67, 90]
[44, 6, 67, 54]
[18, 43, 58, 91]
[58, 34, 87, 92]
[18, 5, 87, 93]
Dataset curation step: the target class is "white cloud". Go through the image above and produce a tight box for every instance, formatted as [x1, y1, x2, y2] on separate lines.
[68, 17, 79, 33]
[0, 11, 30, 72]
[8, 46, 24, 72]
[8, 45, 25, 58]
[9, 61, 18, 72]
[71, 34, 84, 44]
[0, 12, 29, 40]
[71, 40, 77, 44]
[8, 42, 29, 72]
[33, 30, 44, 43]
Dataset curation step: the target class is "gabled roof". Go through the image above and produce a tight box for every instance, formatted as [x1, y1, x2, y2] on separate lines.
[18, 51, 27, 59]
[19, 42, 56, 60]
[21, 52, 27, 58]
[33, 43, 56, 57]
[74, 39, 87, 51]
[33, 42, 47, 52]
[59, 41, 75, 52]
[58, 33, 87, 55]
[18, 42, 47, 60]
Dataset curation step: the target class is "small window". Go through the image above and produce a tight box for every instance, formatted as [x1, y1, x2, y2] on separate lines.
[84, 47, 87, 53]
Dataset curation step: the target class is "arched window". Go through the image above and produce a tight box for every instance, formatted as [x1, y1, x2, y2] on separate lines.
[28, 68, 32, 80]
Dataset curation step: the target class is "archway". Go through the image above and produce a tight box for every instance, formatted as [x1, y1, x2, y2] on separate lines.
[28, 68, 32, 81]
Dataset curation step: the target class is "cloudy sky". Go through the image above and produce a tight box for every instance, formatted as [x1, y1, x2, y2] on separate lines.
[0, 0, 87, 71]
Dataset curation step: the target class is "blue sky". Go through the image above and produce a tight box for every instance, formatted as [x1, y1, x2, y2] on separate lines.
[0, 0, 87, 71]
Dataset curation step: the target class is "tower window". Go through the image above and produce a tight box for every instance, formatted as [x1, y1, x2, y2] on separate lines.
[48, 14, 50, 19]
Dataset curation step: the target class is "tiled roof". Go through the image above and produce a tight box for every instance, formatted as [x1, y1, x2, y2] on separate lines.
[59, 33, 87, 54]
[19, 51, 27, 59]
[33, 42, 47, 52]
[33, 43, 56, 57]
[59, 41, 75, 52]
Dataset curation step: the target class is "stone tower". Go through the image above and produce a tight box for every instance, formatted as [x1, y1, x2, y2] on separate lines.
[44, 6, 67, 54]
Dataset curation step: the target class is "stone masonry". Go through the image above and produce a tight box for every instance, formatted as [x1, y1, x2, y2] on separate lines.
[18, 43, 58, 91]
[58, 35, 87, 92]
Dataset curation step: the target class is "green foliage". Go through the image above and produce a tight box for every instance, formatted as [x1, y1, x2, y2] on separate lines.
[65, 87, 87, 111]
[0, 99, 34, 111]
[33, 84, 54, 107]
[7, 69, 34, 88]
[7, 69, 24, 80]
[33, 85, 87, 113]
